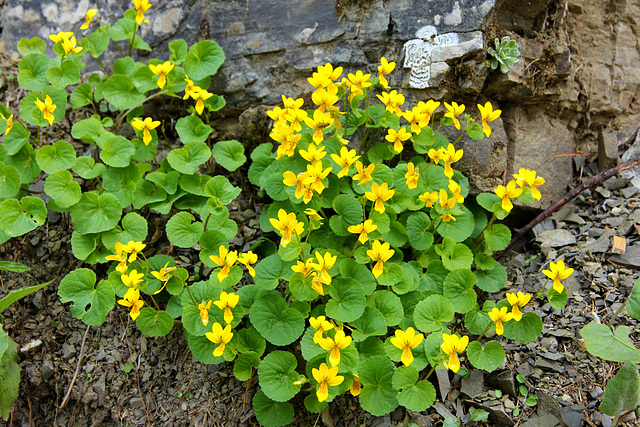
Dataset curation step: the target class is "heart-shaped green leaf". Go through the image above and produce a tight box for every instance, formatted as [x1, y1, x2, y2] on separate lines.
[100, 135, 135, 167]
[258, 351, 301, 402]
[166, 211, 204, 248]
[359, 356, 398, 416]
[0, 163, 20, 198]
[249, 293, 305, 346]
[69, 192, 122, 234]
[466, 341, 505, 372]
[212, 139, 246, 172]
[167, 141, 211, 174]
[44, 170, 81, 208]
[17, 53, 51, 92]
[46, 59, 80, 89]
[184, 40, 225, 80]
[252, 390, 294, 427]
[414, 295, 455, 333]
[0, 197, 47, 237]
[17, 37, 46, 55]
[175, 115, 213, 144]
[36, 140, 76, 173]
[136, 307, 174, 337]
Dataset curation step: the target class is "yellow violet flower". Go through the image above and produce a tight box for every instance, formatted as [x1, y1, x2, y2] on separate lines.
[213, 291, 240, 325]
[151, 262, 177, 294]
[306, 162, 332, 195]
[189, 86, 214, 115]
[440, 143, 464, 179]
[318, 63, 343, 92]
[416, 100, 441, 125]
[105, 242, 126, 264]
[49, 31, 74, 43]
[385, 127, 412, 153]
[441, 213, 456, 222]
[403, 108, 426, 135]
[133, 0, 151, 25]
[311, 274, 326, 294]
[448, 180, 464, 205]
[304, 109, 333, 144]
[444, 101, 466, 130]
[309, 251, 337, 284]
[282, 95, 304, 114]
[348, 219, 377, 244]
[377, 90, 405, 116]
[319, 330, 352, 366]
[331, 146, 360, 178]
[310, 316, 334, 343]
[477, 101, 501, 137]
[209, 245, 238, 283]
[428, 147, 445, 164]
[35, 95, 56, 126]
[206, 322, 233, 357]
[311, 87, 339, 113]
[312, 363, 344, 403]
[183, 76, 196, 100]
[367, 240, 394, 278]
[80, 9, 98, 30]
[299, 143, 327, 165]
[149, 60, 174, 89]
[292, 259, 315, 276]
[405, 162, 419, 189]
[131, 117, 161, 146]
[305, 208, 323, 224]
[377, 57, 396, 89]
[441, 333, 468, 373]
[269, 209, 305, 248]
[283, 170, 311, 201]
[238, 251, 258, 277]
[365, 182, 395, 214]
[198, 300, 212, 326]
[118, 288, 144, 320]
[513, 168, 545, 200]
[350, 374, 362, 396]
[543, 260, 573, 293]
[488, 306, 514, 335]
[61, 37, 83, 55]
[390, 327, 424, 367]
[419, 191, 439, 208]
[121, 269, 144, 289]
[353, 161, 375, 185]
[494, 180, 523, 212]
[1, 113, 13, 135]
[506, 291, 532, 321]
[122, 240, 146, 262]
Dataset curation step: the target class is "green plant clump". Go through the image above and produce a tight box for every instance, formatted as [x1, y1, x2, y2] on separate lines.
[487, 36, 521, 74]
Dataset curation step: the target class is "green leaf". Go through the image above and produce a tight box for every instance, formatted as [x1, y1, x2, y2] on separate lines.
[46, 59, 80, 89]
[0, 197, 47, 237]
[474, 263, 507, 292]
[258, 351, 301, 402]
[81, 29, 110, 58]
[212, 140, 246, 172]
[71, 231, 97, 260]
[329, 194, 363, 236]
[167, 141, 211, 174]
[476, 193, 501, 212]
[441, 243, 473, 271]
[466, 341, 505, 372]
[44, 170, 81, 209]
[165, 212, 204, 248]
[253, 254, 294, 290]
[184, 40, 225, 80]
[185, 331, 225, 364]
[288, 272, 318, 302]
[413, 295, 455, 333]
[169, 39, 188, 64]
[71, 116, 105, 144]
[17, 37, 46, 55]
[474, 252, 496, 270]
[0, 262, 29, 272]
[503, 312, 543, 344]
[367, 290, 404, 326]
[626, 278, 640, 320]
[599, 363, 640, 416]
[464, 301, 496, 335]
[340, 259, 377, 295]
[70, 83, 94, 108]
[233, 351, 260, 381]
[0, 164, 20, 198]
[36, 140, 76, 173]
[198, 230, 229, 267]
[175, 115, 213, 144]
[351, 306, 388, 341]
[2, 121, 31, 156]
[466, 121, 484, 140]
[58, 269, 114, 325]
[235, 327, 266, 356]
[436, 205, 475, 242]
[326, 277, 366, 322]
[17, 53, 51, 91]
[359, 356, 398, 416]
[580, 323, 640, 363]
[406, 212, 433, 251]
[102, 74, 145, 110]
[368, 143, 395, 163]
[136, 307, 174, 337]
[250, 293, 305, 346]
[547, 287, 568, 310]
[392, 366, 436, 411]
[252, 390, 294, 427]
[0, 280, 52, 313]
[443, 270, 477, 313]
[20, 87, 67, 127]
[101, 212, 148, 251]
[100, 135, 135, 167]
[483, 224, 511, 252]
[205, 175, 241, 205]
[0, 335, 20, 421]
[70, 192, 122, 234]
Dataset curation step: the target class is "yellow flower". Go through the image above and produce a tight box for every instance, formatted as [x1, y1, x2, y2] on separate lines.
[353, 161, 375, 185]
[542, 260, 573, 293]
[385, 127, 412, 153]
[303, 109, 333, 143]
[350, 374, 362, 396]
[282, 95, 304, 114]
[49, 31, 74, 43]
[488, 307, 514, 335]
[189, 86, 214, 115]
[494, 180, 523, 212]
[330, 146, 360, 178]
[198, 300, 212, 326]
[1, 113, 13, 135]
[122, 240, 146, 262]
[306, 162, 332, 194]
[377, 57, 396, 88]
[305, 208, 323, 224]
[365, 182, 395, 214]
[444, 101, 466, 130]
[283, 170, 311, 201]
[348, 219, 377, 244]
[35, 95, 56, 126]
[133, 0, 152, 25]
[390, 327, 424, 366]
[309, 316, 334, 343]
[209, 245, 238, 283]
[238, 251, 258, 277]
[121, 269, 144, 289]
[118, 288, 144, 320]
[428, 148, 445, 164]
[416, 100, 440, 125]
[441, 333, 468, 373]
[405, 162, 419, 189]
[367, 240, 394, 278]
[440, 213, 456, 222]
[213, 291, 240, 325]
[376, 90, 405, 116]
[149, 60, 174, 89]
[319, 329, 352, 366]
[313, 363, 344, 402]
[309, 251, 337, 284]
[513, 168, 545, 200]
[419, 191, 439, 208]
[311, 274, 326, 294]
[308, 63, 343, 92]
[61, 37, 83, 55]
[205, 322, 233, 357]
[183, 76, 196, 100]
[105, 242, 126, 264]
[131, 117, 161, 146]
[80, 9, 98, 30]
[311, 87, 339, 113]
[505, 291, 532, 321]
[299, 143, 327, 166]
[440, 143, 464, 179]
[403, 108, 426, 134]
[151, 262, 177, 294]
[448, 180, 464, 205]
[292, 259, 315, 276]
[477, 101, 501, 137]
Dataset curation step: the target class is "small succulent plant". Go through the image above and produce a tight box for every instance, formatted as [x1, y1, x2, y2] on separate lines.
[487, 36, 521, 74]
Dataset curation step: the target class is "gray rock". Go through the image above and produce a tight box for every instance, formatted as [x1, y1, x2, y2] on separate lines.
[520, 414, 562, 427]
[608, 244, 640, 268]
[460, 369, 485, 398]
[560, 405, 585, 427]
[536, 229, 576, 248]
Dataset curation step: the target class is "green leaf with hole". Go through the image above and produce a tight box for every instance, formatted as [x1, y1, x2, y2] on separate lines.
[599, 363, 640, 416]
[250, 293, 305, 346]
[184, 40, 225, 80]
[443, 270, 477, 313]
[70, 83, 93, 108]
[69, 192, 122, 234]
[483, 224, 511, 252]
[0, 164, 20, 198]
[46, 59, 80, 89]
[413, 295, 455, 333]
[392, 365, 436, 412]
[100, 135, 135, 167]
[136, 307, 174, 337]
[103, 74, 145, 110]
[175, 115, 213, 144]
[167, 141, 211, 174]
[212, 140, 246, 172]
[253, 390, 294, 427]
[406, 211, 433, 251]
[258, 351, 301, 402]
[0, 334, 19, 421]
[17, 53, 51, 92]
[367, 290, 404, 326]
[36, 140, 76, 173]
[467, 341, 505, 373]
[233, 351, 260, 381]
[580, 323, 640, 363]
[326, 277, 366, 322]
[628, 278, 640, 320]
[58, 269, 114, 325]
[17, 37, 46, 55]
[503, 312, 543, 344]
[0, 197, 47, 237]
[165, 211, 203, 248]
[359, 356, 398, 416]
[44, 170, 81, 208]
[474, 262, 507, 292]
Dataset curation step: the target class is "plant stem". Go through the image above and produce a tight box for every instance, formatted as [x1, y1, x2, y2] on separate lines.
[128, 22, 138, 57]
[607, 302, 627, 330]
[113, 90, 166, 128]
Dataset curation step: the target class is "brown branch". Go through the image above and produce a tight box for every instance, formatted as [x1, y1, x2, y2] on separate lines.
[494, 154, 640, 260]
[60, 324, 91, 408]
